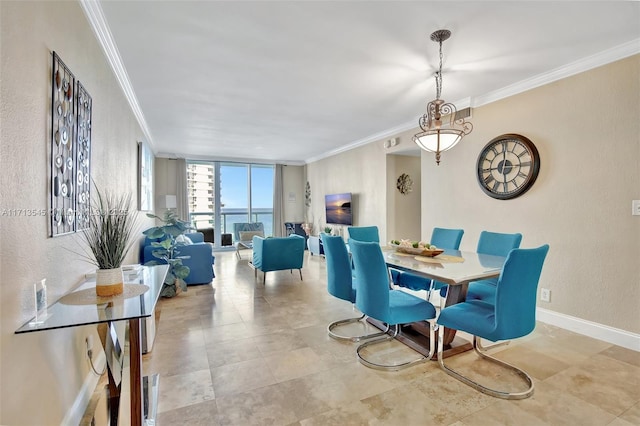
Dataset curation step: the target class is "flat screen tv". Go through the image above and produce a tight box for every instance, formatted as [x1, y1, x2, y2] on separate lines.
[325, 193, 352, 225]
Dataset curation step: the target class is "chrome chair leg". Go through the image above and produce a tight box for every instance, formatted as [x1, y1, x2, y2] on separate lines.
[356, 322, 435, 371]
[476, 338, 510, 351]
[327, 313, 387, 342]
[437, 327, 534, 399]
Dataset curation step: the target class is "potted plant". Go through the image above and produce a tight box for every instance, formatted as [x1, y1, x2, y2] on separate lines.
[79, 188, 139, 297]
[142, 210, 193, 297]
[323, 226, 332, 235]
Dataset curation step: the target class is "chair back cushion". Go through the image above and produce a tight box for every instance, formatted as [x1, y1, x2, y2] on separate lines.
[321, 233, 354, 302]
[347, 226, 380, 243]
[438, 245, 549, 341]
[431, 228, 464, 249]
[477, 231, 522, 257]
[252, 234, 305, 272]
[184, 232, 205, 244]
[494, 245, 549, 338]
[349, 240, 389, 321]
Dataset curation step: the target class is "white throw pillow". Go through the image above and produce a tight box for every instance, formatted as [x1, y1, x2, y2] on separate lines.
[176, 234, 193, 245]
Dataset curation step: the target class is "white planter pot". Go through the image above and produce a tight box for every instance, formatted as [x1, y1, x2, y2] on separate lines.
[95, 267, 124, 297]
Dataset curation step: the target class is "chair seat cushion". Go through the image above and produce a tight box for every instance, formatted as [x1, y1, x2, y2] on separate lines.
[388, 290, 436, 325]
[437, 301, 498, 340]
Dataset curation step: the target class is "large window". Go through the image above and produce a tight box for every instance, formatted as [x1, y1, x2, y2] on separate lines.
[187, 161, 274, 245]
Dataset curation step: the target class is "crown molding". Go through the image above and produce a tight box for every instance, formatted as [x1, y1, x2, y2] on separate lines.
[306, 39, 640, 164]
[79, 0, 155, 152]
[304, 120, 420, 164]
[156, 152, 306, 166]
[471, 38, 640, 108]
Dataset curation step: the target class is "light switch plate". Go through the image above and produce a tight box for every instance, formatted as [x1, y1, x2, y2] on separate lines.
[632, 200, 640, 216]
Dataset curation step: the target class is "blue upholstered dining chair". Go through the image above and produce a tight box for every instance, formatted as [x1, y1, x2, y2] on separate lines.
[350, 240, 437, 371]
[390, 227, 464, 297]
[347, 226, 380, 243]
[322, 234, 385, 342]
[436, 244, 549, 399]
[465, 231, 523, 304]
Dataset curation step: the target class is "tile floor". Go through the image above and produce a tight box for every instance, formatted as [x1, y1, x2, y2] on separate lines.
[140, 251, 639, 425]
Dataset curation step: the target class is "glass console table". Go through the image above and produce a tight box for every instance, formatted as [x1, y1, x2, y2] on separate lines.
[16, 265, 168, 426]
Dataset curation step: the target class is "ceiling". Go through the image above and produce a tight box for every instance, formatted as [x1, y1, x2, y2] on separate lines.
[92, 1, 639, 164]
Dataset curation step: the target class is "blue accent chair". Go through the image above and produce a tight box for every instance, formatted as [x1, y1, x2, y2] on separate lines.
[347, 226, 380, 243]
[350, 240, 437, 371]
[437, 244, 549, 399]
[465, 231, 523, 304]
[322, 234, 385, 342]
[252, 234, 305, 283]
[390, 227, 464, 295]
[141, 232, 215, 285]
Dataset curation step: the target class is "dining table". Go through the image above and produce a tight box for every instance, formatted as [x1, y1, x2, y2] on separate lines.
[379, 246, 507, 358]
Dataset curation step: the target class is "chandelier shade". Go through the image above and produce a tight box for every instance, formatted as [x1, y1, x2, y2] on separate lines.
[413, 30, 472, 165]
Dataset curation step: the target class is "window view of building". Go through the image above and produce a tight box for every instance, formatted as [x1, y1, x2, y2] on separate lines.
[187, 161, 274, 244]
[187, 163, 215, 230]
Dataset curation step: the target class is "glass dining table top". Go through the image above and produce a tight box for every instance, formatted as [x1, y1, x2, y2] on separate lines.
[16, 265, 168, 334]
[382, 246, 506, 286]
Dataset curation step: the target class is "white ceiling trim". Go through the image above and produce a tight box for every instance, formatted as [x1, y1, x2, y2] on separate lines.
[471, 38, 640, 108]
[79, 0, 155, 151]
[155, 152, 306, 167]
[305, 39, 640, 164]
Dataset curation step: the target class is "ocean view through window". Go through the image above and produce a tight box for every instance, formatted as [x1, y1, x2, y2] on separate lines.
[187, 161, 274, 246]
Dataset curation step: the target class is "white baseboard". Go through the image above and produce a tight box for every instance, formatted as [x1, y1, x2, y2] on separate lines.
[60, 351, 106, 426]
[536, 307, 640, 352]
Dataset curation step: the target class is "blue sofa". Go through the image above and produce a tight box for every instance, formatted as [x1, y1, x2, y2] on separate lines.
[141, 232, 215, 285]
[252, 234, 305, 282]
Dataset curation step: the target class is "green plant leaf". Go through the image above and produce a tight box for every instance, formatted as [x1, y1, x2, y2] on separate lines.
[160, 284, 176, 298]
[173, 264, 190, 279]
[143, 228, 165, 239]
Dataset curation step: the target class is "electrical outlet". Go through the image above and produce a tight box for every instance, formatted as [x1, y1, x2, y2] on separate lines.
[540, 288, 551, 303]
[632, 200, 640, 216]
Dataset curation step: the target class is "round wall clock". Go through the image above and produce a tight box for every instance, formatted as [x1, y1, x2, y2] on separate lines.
[476, 133, 540, 200]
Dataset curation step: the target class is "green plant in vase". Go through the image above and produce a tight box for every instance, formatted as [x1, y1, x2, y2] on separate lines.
[143, 210, 193, 297]
[77, 188, 139, 297]
[323, 226, 332, 235]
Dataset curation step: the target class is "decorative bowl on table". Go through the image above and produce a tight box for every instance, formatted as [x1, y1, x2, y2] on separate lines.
[389, 240, 444, 257]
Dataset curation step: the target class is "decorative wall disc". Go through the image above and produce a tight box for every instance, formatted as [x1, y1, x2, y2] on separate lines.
[396, 173, 413, 195]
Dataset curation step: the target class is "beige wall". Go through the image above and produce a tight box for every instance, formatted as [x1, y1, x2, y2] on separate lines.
[156, 158, 179, 198]
[0, 2, 154, 424]
[307, 55, 640, 334]
[386, 154, 421, 242]
[423, 55, 639, 333]
[306, 142, 388, 239]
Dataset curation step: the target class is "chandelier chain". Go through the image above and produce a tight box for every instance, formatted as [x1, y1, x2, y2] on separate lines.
[435, 38, 443, 99]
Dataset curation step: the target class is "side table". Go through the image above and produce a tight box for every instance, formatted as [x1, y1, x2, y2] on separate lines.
[16, 265, 168, 426]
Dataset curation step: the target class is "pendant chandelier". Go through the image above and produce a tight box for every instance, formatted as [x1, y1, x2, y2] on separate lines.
[413, 29, 473, 165]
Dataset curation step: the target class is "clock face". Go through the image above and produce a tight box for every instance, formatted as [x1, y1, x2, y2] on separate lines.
[476, 134, 540, 200]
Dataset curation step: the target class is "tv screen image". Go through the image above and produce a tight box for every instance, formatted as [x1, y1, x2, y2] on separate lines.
[325, 193, 352, 225]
